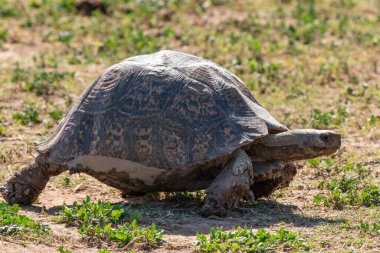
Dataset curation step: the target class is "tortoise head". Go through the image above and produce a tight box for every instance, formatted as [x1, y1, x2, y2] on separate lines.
[252, 129, 341, 161]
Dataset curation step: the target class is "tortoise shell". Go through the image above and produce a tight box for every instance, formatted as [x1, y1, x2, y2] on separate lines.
[37, 50, 287, 170]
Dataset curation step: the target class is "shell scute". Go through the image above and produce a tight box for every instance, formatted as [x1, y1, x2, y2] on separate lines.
[115, 69, 185, 117]
[159, 125, 189, 168]
[164, 81, 225, 130]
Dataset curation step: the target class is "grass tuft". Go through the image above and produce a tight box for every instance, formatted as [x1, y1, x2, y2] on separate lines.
[195, 226, 310, 252]
[0, 201, 50, 238]
[13, 106, 42, 125]
[314, 175, 380, 209]
[54, 196, 164, 248]
[310, 108, 347, 128]
[12, 64, 73, 96]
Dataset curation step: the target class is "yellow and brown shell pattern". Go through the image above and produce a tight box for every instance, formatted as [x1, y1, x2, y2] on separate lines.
[36, 50, 287, 191]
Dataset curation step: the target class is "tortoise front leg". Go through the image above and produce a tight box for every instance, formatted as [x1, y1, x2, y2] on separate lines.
[1, 154, 65, 205]
[201, 149, 254, 217]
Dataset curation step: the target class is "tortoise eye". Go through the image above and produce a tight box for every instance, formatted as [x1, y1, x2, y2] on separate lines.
[320, 135, 330, 142]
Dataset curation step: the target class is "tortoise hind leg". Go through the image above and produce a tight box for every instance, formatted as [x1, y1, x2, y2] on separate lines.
[1, 154, 66, 205]
[201, 149, 254, 217]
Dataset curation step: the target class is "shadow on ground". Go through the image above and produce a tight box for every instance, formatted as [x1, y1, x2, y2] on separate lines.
[21, 198, 345, 236]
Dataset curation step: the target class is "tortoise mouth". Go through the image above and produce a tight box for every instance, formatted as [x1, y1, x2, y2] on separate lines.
[310, 145, 339, 155]
[310, 146, 326, 150]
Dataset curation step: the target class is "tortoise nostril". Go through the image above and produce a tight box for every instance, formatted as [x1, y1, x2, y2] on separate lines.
[321, 135, 329, 142]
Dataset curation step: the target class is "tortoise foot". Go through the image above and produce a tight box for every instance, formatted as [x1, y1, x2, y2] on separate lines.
[1, 155, 52, 205]
[201, 149, 254, 217]
[1, 181, 40, 205]
[201, 199, 228, 217]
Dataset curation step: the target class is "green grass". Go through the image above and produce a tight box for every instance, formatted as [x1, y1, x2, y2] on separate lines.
[310, 108, 348, 129]
[195, 227, 310, 252]
[0, 0, 18, 17]
[12, 64, 73, 96]
[310, 159, 380, 209]
[0, 201, 50, 238]
[57, 246, 73, 253]
[48, 109, 63, 121]
[359, 221, 380, 235]
[12, 106, 42, 125]
[0, 118, 7, 136]
[54, 196, 164, 248]
[58, 246, 114, 253]
[314, 178, 380, 209]
[286, 0, 328, 46]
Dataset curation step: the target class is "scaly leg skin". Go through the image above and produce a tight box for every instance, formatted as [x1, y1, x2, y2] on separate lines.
[1, 154, 64, 205]
[250, 162, 297, 199]
[201, 149, 254, 217]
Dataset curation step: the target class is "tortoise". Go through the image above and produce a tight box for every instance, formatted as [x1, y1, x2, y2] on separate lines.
[1, 50, 341, 216]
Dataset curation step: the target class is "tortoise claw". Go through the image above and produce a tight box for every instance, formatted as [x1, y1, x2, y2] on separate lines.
[242, 190, 255, 202]
[201, 200, 228, 217]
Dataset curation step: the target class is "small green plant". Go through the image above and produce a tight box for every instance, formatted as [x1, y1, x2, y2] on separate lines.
[13, 107, 41, 125]
[308, 159, 369, 179]
[57, 30, 74, 44]
[343, 163, 369, 178]
[12, 64, 72, 96]
[49, 109, 63, 121]
[58, 246, 72, 253]
[55, 196, 164, 247]
[0, 0, 18, 17]
[58, 0, 76, 11]
[314, 176, 380, 209]
[98, 249, 112, 253]
[55, 196, 129, 228]
[307, 157, 338, 175]
[0, 201, 50, 238]
[195, 227, 310, 252]
[0, 27, 7, 47]
[62, 176, 71, 186]
[368, 115, 380, 127]
[248, 58, 282, 93]
[106, 220, 163, 247]
[289, 0, 327, 45]
[310, 108, 347, 128]
[346, 83, 368, 97]
[359, 221, 380, 235]
[0, 118, 7, 136]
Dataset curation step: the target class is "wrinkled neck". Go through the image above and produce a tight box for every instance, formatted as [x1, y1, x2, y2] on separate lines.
[260, 132, 301, 147]
[248, 143, 306, 161]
